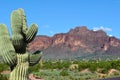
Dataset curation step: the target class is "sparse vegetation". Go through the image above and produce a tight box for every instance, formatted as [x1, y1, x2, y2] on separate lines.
[1, 59, 120, 80]
[0, 63, 9, 80]
[28, 59, 120, 79]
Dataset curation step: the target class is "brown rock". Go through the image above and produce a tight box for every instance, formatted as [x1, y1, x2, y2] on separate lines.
[28, 26, 120, 59]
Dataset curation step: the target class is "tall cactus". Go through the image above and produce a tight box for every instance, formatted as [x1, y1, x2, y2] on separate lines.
[0, 8, 42, 80]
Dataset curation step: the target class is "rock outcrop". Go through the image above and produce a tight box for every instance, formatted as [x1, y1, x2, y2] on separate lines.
[28, 26, 120, 59]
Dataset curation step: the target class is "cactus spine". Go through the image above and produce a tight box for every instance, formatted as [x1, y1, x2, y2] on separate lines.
[0, 8, 42, 80]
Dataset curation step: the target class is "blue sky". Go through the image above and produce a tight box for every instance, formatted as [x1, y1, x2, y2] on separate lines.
[0, 0, 120, 38]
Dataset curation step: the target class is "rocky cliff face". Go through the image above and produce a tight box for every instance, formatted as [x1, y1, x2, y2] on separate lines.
[28, 26, 120, 59]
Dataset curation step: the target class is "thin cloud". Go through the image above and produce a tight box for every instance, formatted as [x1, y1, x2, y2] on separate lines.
[93, 26, 112, 32]
[42, 25, 50, 28]
[41, 25, 54, 36]
[49, 30, 54, 36]
[49, 30, 53, 34]
[109, 35, 113, 37]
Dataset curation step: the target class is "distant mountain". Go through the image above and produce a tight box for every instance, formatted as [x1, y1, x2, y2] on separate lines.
[28, 26, 120, 60]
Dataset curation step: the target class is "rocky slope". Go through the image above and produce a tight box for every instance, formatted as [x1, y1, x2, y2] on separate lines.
[28, 26, 120, 60]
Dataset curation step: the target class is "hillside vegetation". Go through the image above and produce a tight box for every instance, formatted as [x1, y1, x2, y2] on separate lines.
[29, 59, 120, 80]
[1, 59, 120, 80]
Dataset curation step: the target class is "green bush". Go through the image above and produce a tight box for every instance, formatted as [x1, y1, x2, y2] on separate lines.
[0, 74, 7, 80]
[89, 63, 97, 72]
[60, 70, 69, 76]
[0, 63, 8, 73]
[42, 61, 71, 69]
[29, 64, 40, 73]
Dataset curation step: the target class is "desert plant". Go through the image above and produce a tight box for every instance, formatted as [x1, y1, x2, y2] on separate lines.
[0, 74, 7, 80]
[0, 8, 42, 80]
[0, 63, 8, 80]
[60, 69, 69, 76]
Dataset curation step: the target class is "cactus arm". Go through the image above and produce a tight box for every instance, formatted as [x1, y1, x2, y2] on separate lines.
[18, 8, 28, 34]
[11, 9, 25, 50]
[11, 10, 23, 34]
[25, 24, 38, 43]
[11, 8, 27, 34]
[29, 51, 42, 66]
[0, 24, 17, 67]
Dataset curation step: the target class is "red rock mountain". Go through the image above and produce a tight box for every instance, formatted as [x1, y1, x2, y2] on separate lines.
[28, 27, 120, 59]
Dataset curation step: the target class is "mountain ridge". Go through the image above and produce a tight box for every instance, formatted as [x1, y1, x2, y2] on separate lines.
[28, 26, 120, 60]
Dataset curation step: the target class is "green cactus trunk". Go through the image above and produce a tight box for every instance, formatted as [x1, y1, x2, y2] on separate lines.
[10, 62, 29, 80]
[0, 8, 42, 80]
[10, 53, 29, 80]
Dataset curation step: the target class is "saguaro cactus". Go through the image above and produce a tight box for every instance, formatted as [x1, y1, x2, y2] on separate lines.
[0, 8, 42, 80]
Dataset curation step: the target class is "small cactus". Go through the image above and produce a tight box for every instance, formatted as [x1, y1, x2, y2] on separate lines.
[0, 8, 42, 80]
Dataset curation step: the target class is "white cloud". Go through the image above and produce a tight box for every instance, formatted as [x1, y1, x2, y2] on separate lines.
[93, 26, 112, 32]
[109, 35, 113, 37]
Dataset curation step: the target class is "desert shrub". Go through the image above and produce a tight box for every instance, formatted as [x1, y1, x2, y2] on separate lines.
[29, 64, 40, 72]
[60, 69, 69, 76]
[98, 68, 108, 74]
[114, 72, 120, 76]
[0, 74, 7, 80]
[110, 60, 120, 70]
[0, 63, 8, 80]
[89, 63, 97, 72]
[0, 63, 8, 73]
[78, 62, 90, 71]
[69, 76, 75, 80]
[42, 61, 71, 69]
[42, 61, 53, 69]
